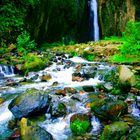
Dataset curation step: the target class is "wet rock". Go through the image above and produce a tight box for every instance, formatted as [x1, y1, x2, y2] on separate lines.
[125, 94, 136, 104]
[119, 65, 136, 86]
[81, 67, 97, 79]
[64, 87, 77, 94]
[0, 97, 5, 105]
[72, 71, 82, 77]
[50, 102, 67, 117]
[8, 119, 18, 129]
[55, 89, 66, 96]
[71, 94, 82, 101]
[52, 81, 59, 86]
[88, 93, 100, 103]
[100, 122, 130, 140]
[91, 99, 128, 121]
[14, 64, 22, 74]
[6, 79, 18, 86]
[82, 85, 95, 92]
[130, 87, 139, 95]
[70, 113, 91, 136]
[30, 74, 39, 81]
[70, 113, 91, 124]
[8, 89, 50, 119]
[20, 118, 53, 140]
[121, 115, 136, 126]
[72, 76, 84, 82]
[102, 83, 113, 92]
[41, 74, 52, 82]
[55, 52, 65, 56]
[96, 84, 112, 93]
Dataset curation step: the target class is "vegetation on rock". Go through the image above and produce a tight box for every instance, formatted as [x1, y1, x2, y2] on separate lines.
[70, 119, 90, 136]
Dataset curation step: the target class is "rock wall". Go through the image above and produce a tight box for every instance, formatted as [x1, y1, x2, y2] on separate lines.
[30, 0, 140, 43]
[31, 0, 89, 44]
[98, 0, 136, 38]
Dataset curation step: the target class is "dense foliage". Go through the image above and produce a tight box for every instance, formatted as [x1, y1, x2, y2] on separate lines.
[112, 21, 140, 62]
[16, 31, 36, 55]
[0, 0, 38, 46]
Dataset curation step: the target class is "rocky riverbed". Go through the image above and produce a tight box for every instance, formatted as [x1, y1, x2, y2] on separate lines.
[0, 53, 140, 140]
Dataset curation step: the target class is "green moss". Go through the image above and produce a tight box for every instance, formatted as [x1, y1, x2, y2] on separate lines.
[101, 122, 130, 140]
[21, 55, 46, 74]
[70, 119, 90, 136]
[82, 51, 94, 61]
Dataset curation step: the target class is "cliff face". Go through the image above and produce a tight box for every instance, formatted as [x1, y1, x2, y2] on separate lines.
[31, 0, 140, 43]
[32, 0, 89, 44]
[98, 0, 135, 38]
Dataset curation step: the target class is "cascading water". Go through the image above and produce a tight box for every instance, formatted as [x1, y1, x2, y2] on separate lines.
[89, 0, 99, 41]
[0, 54, 140, 139]
[0, 65, 14, 77]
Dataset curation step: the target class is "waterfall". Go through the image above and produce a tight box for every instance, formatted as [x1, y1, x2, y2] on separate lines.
[89, 0, 99, 41]
[0, 65, 14, 77]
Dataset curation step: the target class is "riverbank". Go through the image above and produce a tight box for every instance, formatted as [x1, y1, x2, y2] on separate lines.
[0, 50, 140, 139]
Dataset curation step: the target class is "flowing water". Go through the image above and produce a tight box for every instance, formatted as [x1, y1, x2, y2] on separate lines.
[0, 56, 140, 139]
[0, 65, 15, 77]
[89, 0, 99, 41]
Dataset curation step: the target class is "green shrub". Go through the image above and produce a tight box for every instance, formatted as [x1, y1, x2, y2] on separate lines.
[16, 31, 36, 55]
[0, 0, 38, 45]
[82, 52, 94, 61]
[112, 21, 140, 62]
[70, 119, 90, 136]
[69, 51, 78, 57]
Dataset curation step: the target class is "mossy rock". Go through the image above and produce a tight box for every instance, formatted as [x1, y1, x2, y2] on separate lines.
[128, 126, 140, 140]
[21, 56, 46, 74]
[8, 89, 50, 119]
[91, 99, 128, 121]
[20, 118, 53, 140]
[101, 122, 130, 140]
[0, 97, 5, 105]
[50, 102, 67, 117]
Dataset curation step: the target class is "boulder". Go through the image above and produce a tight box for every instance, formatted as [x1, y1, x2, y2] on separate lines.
[55, 89, 66, 96]
[20, 118, 53, 140]
[82, 85, 95, 92]
[119, 65, 136, 86]
[72, 76, 84, 82]
[91, 99, 128, 121]
[41, 74, 52, 82]
[8, 89, 50, 119]
[50, 102, 67, 117]
[0, 97, 5, 105]
[100, 122, 130, 140]
[81, 67, 97, 79]
[6, 79, 18, 86]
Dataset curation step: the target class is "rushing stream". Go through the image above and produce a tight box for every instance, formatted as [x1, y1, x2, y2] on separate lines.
[0, 55, 140, 139]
